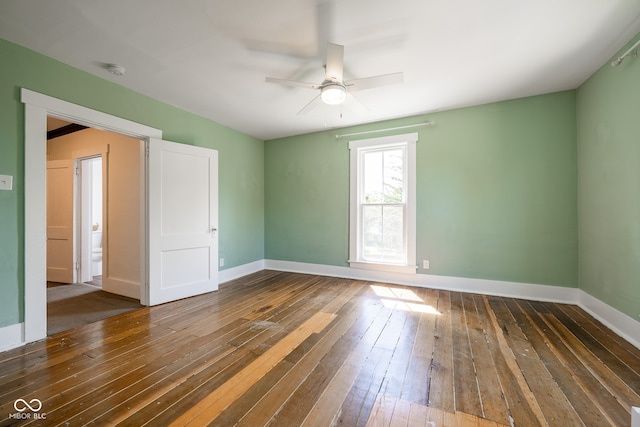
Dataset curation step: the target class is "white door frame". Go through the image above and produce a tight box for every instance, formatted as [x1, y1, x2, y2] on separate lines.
[22, 88, 162, 343]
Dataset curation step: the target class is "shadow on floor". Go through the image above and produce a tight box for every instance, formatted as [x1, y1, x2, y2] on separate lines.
[47, 282, 143, 336]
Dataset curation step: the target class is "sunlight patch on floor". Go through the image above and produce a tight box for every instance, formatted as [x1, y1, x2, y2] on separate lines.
[366, 394, 509, 427]
[370, 284, 440, 314]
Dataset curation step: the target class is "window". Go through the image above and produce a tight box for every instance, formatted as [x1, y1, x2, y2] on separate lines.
[349, 133, 417, 274]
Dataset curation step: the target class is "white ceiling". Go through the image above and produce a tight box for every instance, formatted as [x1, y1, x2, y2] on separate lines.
[1, 0, 639, 140]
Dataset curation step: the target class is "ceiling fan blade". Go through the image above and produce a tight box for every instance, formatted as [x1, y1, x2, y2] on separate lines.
[297, 94, 323, 115]
[345, 72, 404, 92]
[324, 42, 344, 83]
[265, 77, 320, 90]
[344, 93, 369, 115]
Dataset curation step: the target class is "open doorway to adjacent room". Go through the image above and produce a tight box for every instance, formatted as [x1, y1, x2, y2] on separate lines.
[45, 117, 143, 335]
[78, 156, 103, 288]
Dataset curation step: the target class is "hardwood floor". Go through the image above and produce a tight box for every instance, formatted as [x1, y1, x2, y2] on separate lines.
[1, 271, 639, 426]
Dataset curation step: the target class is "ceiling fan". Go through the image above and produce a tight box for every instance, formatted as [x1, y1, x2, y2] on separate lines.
[265, 42, 404, 115]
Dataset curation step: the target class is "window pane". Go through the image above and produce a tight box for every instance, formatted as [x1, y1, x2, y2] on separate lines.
[383, 149, 403, 203]
[362, 205, 404, 262]
[362, 205, 382, 259]
[362, 148, 404, 204]
[363, 151, 383, 203]
[382, 205, 403, 260]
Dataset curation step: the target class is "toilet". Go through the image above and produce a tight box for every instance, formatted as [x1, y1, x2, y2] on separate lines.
[91, 230, 102, 277]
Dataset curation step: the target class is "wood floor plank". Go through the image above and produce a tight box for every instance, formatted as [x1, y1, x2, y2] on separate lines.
[519, 300, 631, 425]
[449, 291, 482, 418]
[0, 322, 177, 410]
[542, 310, 640, 411]
[557, 303, 640, 374]
[55, 338, 236, 426]
[427, 289, 455, 413]
[1, 271, 639, 427]
[170, 311, 336, 426]
[542, 301, 640, 397]
[473, 294, 527, 425]
[398, 287, 438, 406]
[239, 282, 382, 426]
[336, 304, 414, 427]
[500, 297, 588, 426]
[231, 285, 372, 427]
[15, 328, 195, 424]
[509, 302, 605, 426]
[462, 293, 510, 425]
[407, 400, 428, 426]
[377, 304, 419, 400]
[0, 309, 156, 383]
[124, 275, 345, 426]
[390, 397, 412, 427]
[334, 300, 396, 426]
[300, 295, 388, 426]
[484, 296, 548, 426]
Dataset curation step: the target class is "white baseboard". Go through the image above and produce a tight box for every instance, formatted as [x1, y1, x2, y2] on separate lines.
[102, 277, 140, 300]
[219, 260, 265, 284]
[264, 259, 578, 303]
[264, 259, 640, 350]
[0, 322, 24, 352]
[578, 290, 640, 350]
[632, 407, 640, 427]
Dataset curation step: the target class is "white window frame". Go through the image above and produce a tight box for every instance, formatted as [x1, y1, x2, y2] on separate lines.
[348, 132, 417, 274]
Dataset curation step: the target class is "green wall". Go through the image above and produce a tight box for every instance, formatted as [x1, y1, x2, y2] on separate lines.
[0, 38, 264, 328]
[577, 34, 640, 321]
[265, 91, 578, 288]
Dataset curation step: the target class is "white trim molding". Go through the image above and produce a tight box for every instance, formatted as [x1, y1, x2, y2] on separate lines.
[348, 132, 418, 274]
[22, 89, 162, 139]
[578, 290, 640, 350]
[0, 323, 24, 352]
[219, 260, 266, 284]
[21, 88, 162, 346]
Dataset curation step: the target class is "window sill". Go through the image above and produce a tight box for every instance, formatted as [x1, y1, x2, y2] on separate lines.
[348, 260, 417, 275]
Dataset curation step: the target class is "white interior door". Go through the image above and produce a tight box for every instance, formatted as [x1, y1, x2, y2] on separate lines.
[147, 139, 218, 306]
[46, 159, 75, 283]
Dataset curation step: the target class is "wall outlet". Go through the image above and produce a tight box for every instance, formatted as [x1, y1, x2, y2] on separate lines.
[219, 258, 225, 267]
[423, 260, 430, 269]
[0, 174, 13, 191]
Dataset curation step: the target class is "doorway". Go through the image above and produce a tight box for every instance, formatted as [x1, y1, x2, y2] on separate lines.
[45, 118, 143, 335]
[78, 156, 103, 286]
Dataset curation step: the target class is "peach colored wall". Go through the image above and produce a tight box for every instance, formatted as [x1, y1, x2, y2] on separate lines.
[47, 127, 143, 298]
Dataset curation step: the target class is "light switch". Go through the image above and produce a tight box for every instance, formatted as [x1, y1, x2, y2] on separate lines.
[0, 175, 12, 191]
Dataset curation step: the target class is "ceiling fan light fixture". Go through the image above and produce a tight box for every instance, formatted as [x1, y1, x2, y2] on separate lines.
[321, 84, 347, 105]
